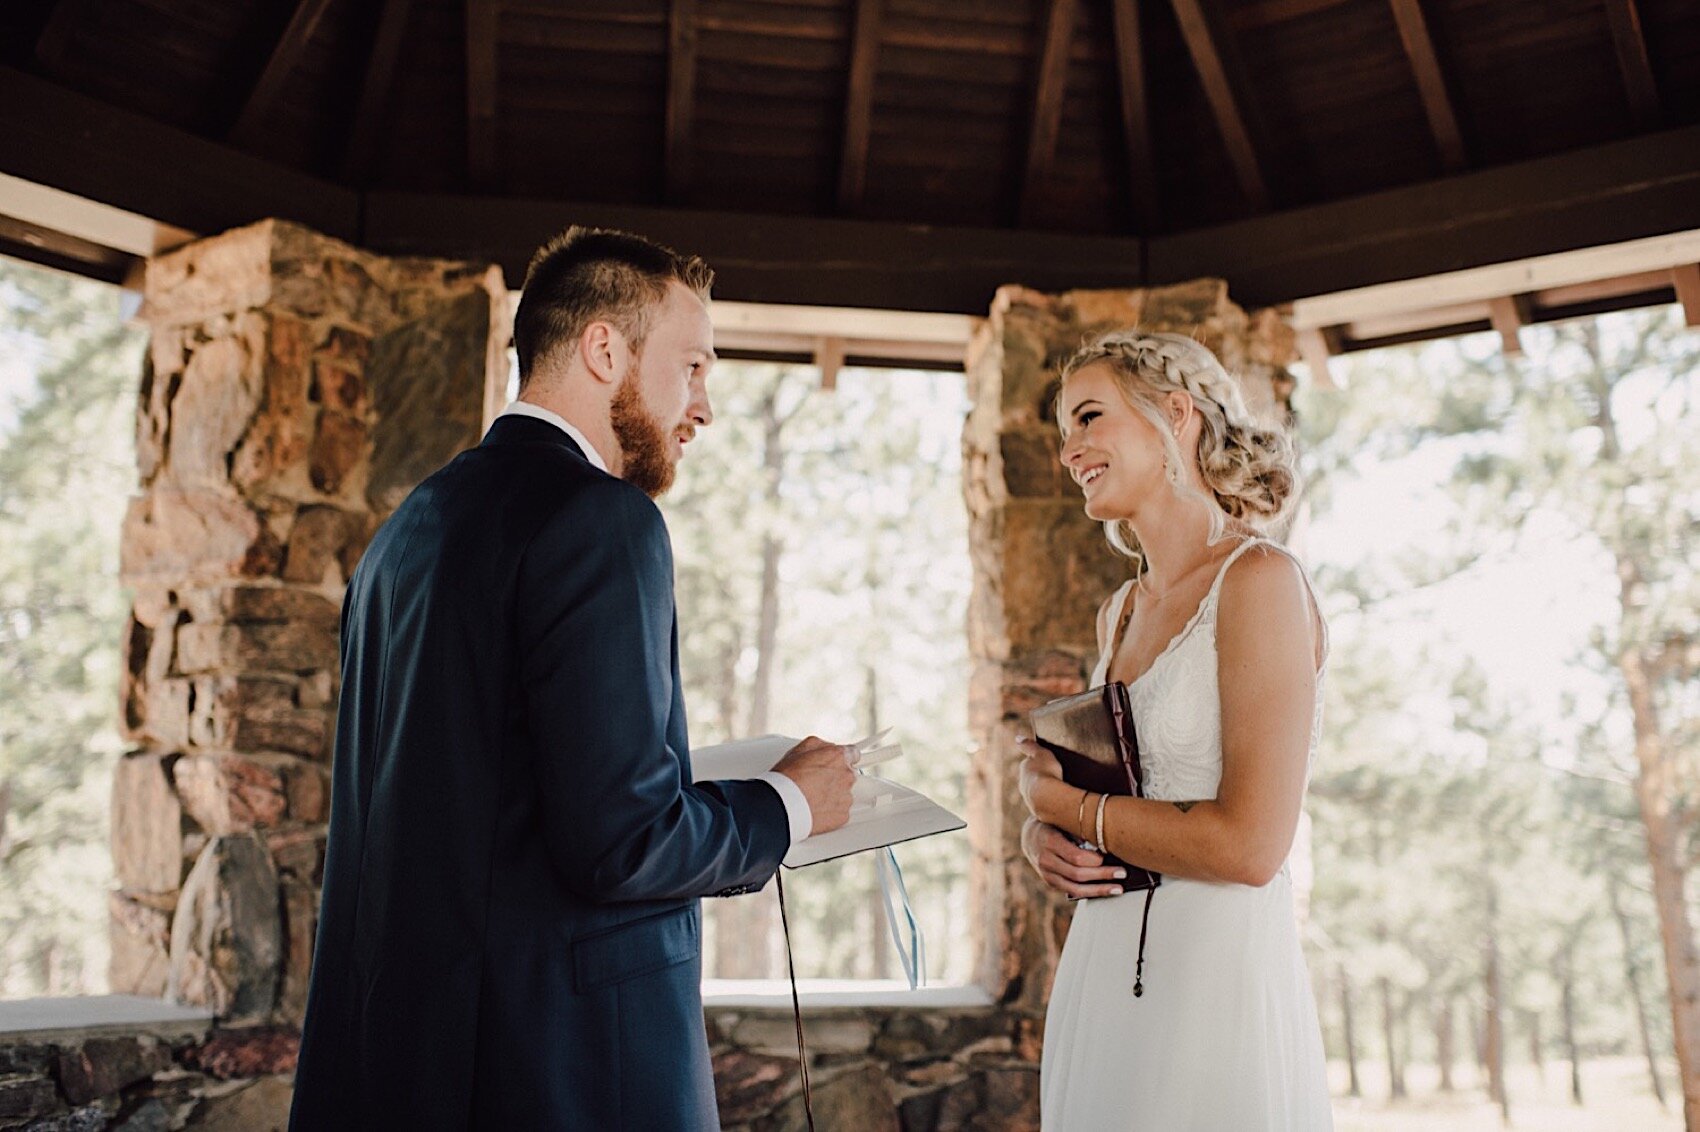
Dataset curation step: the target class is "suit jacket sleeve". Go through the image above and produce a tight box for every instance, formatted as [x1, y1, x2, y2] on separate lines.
[518, 479, 790, 903]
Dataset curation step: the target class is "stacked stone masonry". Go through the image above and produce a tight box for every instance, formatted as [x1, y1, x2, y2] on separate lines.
[1, 1024, 298, 1131]
[100, 220, 505, 1128]
[10, 219, 1299, 1130]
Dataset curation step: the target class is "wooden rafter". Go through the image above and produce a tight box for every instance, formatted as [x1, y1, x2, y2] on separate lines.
[1167, 0, 1269, 211]
[1109, 0, 1158, 232]
[31, 0, 85, 70]
[665, 0, 698, 202]
[1020, 0, 1079, 225]
[1387, 0, 1467, 173]
[1488, 294, 1530, 355]
[341, 0, 414, 182]
[837, 0, 884, 212]
[1604, 0, 1661, 130]
[1296, 328, 1338, 390]
[1672, 264, 1700, 328]
[231, 0, 338, 144]
[465, 0, 500, 188]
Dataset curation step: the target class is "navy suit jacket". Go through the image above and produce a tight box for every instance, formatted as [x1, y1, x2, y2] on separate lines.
[290, 415, 791, 1130]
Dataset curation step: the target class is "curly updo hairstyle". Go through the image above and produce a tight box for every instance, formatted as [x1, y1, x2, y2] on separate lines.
[1059, 330, 1298, 565]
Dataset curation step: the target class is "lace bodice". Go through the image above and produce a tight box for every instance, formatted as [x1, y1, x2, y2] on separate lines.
[1089, 539, 1327, 803]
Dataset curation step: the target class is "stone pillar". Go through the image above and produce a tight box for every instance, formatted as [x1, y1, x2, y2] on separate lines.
[110, 220, 506, 1040]
[962, 281, 1296, 1031]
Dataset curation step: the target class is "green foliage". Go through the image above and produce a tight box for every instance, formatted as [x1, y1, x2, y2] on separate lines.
[0, 256, 144, 997]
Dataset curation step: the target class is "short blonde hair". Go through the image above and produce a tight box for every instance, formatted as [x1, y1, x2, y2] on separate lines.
[513, 227, 714, 389]
[1059, 330, 1297, 566]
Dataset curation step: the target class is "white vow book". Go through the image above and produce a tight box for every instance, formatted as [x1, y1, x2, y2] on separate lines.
[691, 734, 965, 868]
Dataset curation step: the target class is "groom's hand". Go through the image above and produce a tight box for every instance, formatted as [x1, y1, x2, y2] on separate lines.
[774, 737, 857, 836]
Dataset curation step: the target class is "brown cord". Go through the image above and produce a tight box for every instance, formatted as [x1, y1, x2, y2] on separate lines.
[774, 870, 815, 1131]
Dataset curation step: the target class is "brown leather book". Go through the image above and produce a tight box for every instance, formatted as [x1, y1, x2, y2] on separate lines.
[1030, 682, 1160, 894]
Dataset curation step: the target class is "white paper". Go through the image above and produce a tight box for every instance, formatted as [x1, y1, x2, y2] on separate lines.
[690, 734, 966, 868]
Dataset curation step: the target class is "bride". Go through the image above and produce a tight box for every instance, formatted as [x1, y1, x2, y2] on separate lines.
[1018, 331, 1333, 1130]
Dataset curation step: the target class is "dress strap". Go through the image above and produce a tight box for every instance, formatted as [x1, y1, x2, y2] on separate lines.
[1202, 537, 1266, 609]
[1207, 537, 1331, 666]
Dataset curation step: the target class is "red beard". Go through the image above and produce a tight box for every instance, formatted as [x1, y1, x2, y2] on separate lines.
[610, 371, 676, 498]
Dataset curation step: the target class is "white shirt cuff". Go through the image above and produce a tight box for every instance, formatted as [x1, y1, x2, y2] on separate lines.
[754, 771, 813, 846]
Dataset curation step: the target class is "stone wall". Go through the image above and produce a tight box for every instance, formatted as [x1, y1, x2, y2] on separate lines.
[706, 998, 1032, 1132]
[0, 1011, 297, 1131]
[104, 220, 505, 1113]
[959, 281, 1296, 1102]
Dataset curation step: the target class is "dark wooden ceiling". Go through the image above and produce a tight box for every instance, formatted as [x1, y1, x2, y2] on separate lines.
[3, 0, 1700, 312]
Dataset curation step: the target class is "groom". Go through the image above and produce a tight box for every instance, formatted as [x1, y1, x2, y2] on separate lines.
[289, 228, 857, 1130]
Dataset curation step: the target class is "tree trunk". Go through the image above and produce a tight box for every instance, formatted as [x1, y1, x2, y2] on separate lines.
[714, 626, 742, 744]
[746, 534, 782, 738]
[1560, 942, 1583, 1105]
[1526, 1009, 1546, 1085]
[863, 664, 892, 980]
[1485, 880, 1510, 1124]
[1593, 333, 1698, 1129]
[1472, 1004, 1488, 1080]
[1380, 975, 1405, 1099]
[1618, 628, 1700, 1130]
[716, 384, 793, 981]
[1340, 963, 1362, 1098]
[1611, 871, 1671, 1110]
[1436, 999, 1456, 1092]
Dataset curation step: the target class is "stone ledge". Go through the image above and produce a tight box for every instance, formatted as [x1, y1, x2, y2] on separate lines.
[702, 981, 996, 1012]
[0, 996, 213, 1046]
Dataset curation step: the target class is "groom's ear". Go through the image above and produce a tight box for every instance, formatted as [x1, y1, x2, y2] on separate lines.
[580, 321, 630, 387]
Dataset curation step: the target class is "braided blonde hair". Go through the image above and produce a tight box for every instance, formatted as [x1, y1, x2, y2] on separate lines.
[1059, 330, 1297, 565]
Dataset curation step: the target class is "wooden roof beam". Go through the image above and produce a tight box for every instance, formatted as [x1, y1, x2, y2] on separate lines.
[1387, 0, 1466, 174]
[836, 0, 883, 212]
[1167, 0, 1269, 212]
[1019, 0, 1078, 226]
[1110, 0, 1159, 233]
[231, 0, 337, 145]
[466, 0, 499, 189]
[341, 0, 414, 183]
[1488, 294, 1530, 355]
[1296, 327, 1339, 391]
[665, 0, 698, 203]
[1672, 264, 1700, 328]
[1604, 0, 1661, 130]
[31, 0, 84, 70]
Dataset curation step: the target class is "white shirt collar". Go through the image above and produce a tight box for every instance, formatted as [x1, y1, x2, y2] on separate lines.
[497, 401, 610, 474]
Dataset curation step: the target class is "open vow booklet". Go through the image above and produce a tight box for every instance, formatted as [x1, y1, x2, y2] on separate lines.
[691, 733, 965, 868]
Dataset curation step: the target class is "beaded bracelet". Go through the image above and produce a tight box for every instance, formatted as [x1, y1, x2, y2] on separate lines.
[1094, 792, 1110, 855]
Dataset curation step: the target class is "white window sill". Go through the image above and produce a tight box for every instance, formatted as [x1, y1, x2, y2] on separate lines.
[701, 980, 994, 1011]
[0, 995, 214, 1045]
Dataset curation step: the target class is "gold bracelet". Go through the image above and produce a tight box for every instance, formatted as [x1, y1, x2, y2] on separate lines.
[1094, 792, 1110, 855]
[1076, 789, 1092, 843]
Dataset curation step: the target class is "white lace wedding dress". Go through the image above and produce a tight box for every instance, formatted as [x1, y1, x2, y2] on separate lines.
[1040, 538, 1334, 1130]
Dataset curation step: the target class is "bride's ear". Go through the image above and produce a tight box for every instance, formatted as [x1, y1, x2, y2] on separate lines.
[1165, 391, 1194, 437]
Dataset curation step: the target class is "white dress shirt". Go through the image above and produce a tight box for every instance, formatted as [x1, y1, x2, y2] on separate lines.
[495, 402, 814, 846]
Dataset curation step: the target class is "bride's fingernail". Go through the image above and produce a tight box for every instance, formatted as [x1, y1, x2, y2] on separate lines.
[1109, 886, 1123, 896]
[1113, 869, 1127, 879]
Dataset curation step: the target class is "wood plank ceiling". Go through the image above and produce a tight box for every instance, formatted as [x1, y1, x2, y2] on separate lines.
[2, 0, 1699, 316]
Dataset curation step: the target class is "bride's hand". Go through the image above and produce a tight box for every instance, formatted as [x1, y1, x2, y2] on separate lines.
[1016, 736, 1063, 812]
[1021, 817, 1126, 899]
